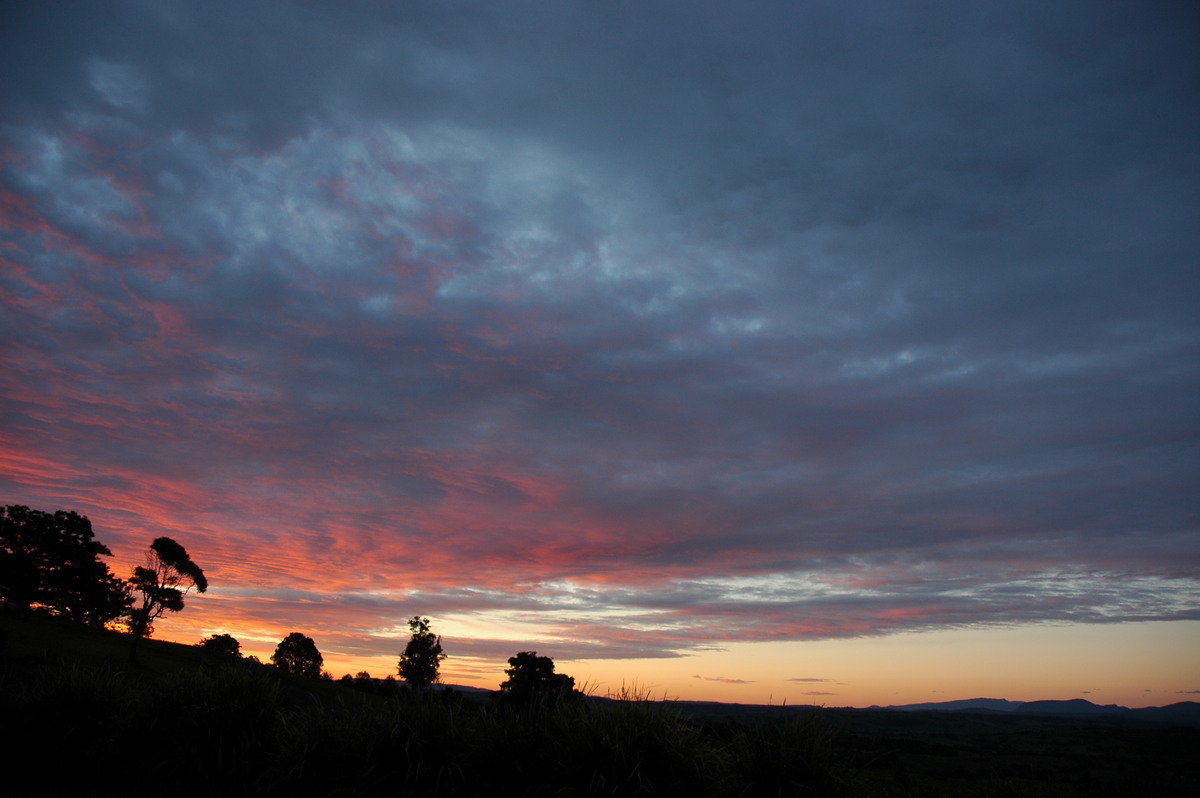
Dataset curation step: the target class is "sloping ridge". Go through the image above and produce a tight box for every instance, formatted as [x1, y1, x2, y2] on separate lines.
[1015, 698, 1125, 715]
[875, 697, 1200, 724]
[879, 697, 1022, 713]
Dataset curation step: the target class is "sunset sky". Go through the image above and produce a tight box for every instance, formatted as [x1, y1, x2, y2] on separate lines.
[2, 1, 1197, 708]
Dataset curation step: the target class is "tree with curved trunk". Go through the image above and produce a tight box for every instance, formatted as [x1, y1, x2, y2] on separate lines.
[128, 536, 207, 662]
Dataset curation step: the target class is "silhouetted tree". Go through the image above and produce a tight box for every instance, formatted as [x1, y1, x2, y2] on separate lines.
[397, 616, 446, 690]
[272, 632, 323, 677]
[0, 505, 132, 626]
[197, 633, 241, 656]
[128, 536, 207, 662]
[498, 651, 578, 705]
[84, 572, 135, 628]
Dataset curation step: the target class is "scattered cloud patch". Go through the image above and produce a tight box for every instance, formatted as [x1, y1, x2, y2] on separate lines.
[694, 675, 755, 685]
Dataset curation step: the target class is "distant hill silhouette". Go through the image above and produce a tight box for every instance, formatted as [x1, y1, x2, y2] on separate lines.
[869, 697, 1200, 725]
[1016, 698, 1126, 716]
[872, 697, 1023, 713]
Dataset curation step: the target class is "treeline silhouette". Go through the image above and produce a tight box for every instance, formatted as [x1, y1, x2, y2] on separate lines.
[0, 504, 131, 626]
[2, 613, 851, 797]
[1, 504, 587, 699]
[3, 505, 854, 796]
[0, 504, 205, 663]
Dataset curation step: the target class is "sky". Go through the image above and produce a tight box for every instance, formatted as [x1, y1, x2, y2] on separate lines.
[1, 1, 1198, 708]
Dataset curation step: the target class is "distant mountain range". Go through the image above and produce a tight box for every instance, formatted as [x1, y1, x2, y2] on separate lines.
[430, 683, 1200, 726]
[868, 697, 1200, 723]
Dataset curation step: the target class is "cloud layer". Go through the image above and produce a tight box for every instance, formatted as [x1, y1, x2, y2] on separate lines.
[2, 1, 1198, 668]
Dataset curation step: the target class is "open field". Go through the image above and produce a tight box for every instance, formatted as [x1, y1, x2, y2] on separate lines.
[671, 700, 1200, 797]
[4, 612, 1197, 797]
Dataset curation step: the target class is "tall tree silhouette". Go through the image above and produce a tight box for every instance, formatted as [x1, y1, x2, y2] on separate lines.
[397, 616, 446, 690]
[128, 537, 207, 662]
[0, 505, 131, 626]
[272, 632, 323, 677]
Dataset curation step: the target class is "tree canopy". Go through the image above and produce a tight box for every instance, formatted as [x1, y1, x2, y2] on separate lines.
[397, 616, 446, 690]
[128, 536, 207, 660]
[272, 632, 323, 677]
[197, 633, 241, 656]
[0, 504, 131, 627]
[498, 651, 578, 705]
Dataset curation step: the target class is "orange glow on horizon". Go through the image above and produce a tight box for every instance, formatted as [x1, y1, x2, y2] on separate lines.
[149, 604, 1200, 710]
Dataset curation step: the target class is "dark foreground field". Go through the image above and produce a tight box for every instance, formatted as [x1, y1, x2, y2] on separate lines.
[3, 613, 1197, 797]
[674, 701, 1200, 796]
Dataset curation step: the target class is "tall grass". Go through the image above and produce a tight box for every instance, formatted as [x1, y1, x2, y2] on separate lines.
[724, 709, 858, 796]
[2, 660, 855, 797]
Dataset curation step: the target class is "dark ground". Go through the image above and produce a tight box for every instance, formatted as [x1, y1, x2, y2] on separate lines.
[5, 613, 1197, 797]
[673, 700, 1200, 797]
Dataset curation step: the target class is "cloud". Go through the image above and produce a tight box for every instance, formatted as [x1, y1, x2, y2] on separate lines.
[87, 60, 150, 113]
[694, 675, 755, 685]
[1, 0, 1197, 668]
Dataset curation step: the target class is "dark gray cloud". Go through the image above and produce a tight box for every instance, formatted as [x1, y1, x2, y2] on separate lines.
[1, 0, 1197, 662]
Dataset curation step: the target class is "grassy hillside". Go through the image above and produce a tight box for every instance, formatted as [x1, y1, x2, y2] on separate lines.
[1, 611, 854, 797]
[1, 609, 351, 707]
[4, 609, 226, 673]
[5, 611, 1198, 797]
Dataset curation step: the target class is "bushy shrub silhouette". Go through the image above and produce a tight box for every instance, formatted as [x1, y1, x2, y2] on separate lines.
[496, 651, 579, 706]
[271, 632, 323, 677]
[197, 632, 241, 656]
